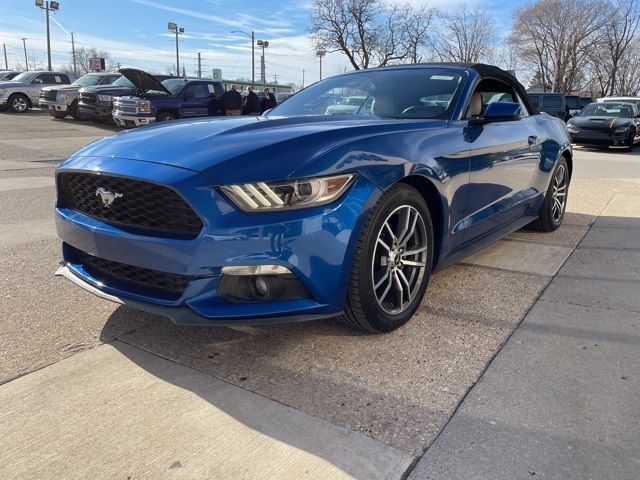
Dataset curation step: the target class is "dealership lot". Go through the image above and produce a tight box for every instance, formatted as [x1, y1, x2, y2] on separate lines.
[1, 110, 639, 478]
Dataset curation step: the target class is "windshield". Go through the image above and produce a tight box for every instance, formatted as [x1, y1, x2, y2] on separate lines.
[73, 74, 110, 87]
[580, 103, 635, 118]
[11, 72, 37, 83]
[161, 78, 189, 94]
[112, 76, 135, 88]
[270, 68, 465, 119]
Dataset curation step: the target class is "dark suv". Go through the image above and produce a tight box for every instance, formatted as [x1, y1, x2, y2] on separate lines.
[111, 69, 223, 127]
[77, 71, 174, 123]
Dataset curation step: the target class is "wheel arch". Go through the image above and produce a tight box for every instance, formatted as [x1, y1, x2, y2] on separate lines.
[156, 107, 181, 119]
[8, 91, 31, 107]
[561, 148, 573, 178]
[397, 174, 445, 269]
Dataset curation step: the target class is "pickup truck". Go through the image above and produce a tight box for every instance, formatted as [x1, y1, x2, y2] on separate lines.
[0, 71, 75, 113]
[77, 71, 174, 123]
[112, 69, 224, 127]
[39, 72, 121, 119]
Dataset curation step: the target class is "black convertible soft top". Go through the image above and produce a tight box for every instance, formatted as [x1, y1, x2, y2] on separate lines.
[382, 62, 539, 115]
[431, 62, 538, 115]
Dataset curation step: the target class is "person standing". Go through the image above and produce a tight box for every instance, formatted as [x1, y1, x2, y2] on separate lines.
[261, 87, 277, 113]
[242, 86, 261, 115]
[222, 84, 243, 116]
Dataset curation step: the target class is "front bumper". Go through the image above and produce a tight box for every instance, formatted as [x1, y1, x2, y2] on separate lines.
[569, 130, 630, 147]
[55, 156, 379, 325]
[39, 100, 68, 113]
[77, 102, 112, 119]
[112, 111, 155, 128]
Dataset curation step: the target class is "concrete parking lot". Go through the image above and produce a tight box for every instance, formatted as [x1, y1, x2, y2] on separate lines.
[1, 109, 639, 479]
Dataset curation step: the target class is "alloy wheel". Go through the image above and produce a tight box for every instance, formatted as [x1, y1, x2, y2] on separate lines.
[551, 164, 567, 222]
[12, 97, 27, 112]
[371, 205, 428, 315]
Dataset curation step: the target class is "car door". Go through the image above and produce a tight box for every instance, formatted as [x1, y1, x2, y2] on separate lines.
[181, 82, 209, 117]
[462, 87, 542, 242]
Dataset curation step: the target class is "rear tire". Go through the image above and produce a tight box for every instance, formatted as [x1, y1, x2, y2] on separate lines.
[8, 93, 29, 113]
[529, 157, 570, 232]
[337, 184, 434, 333]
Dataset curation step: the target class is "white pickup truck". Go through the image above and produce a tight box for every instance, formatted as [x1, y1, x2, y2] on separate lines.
[0, 71, 75, 113]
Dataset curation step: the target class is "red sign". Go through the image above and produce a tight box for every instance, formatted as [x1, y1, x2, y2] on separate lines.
[88, 58, 105, 71]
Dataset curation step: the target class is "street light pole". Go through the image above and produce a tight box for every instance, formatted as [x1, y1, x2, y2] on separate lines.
[21, 38, 28, 71]
[2, 43, 8, 71]
[257, 39, 269, 88]
[231, 30, 255, 87]
[35, 1, 59, 71]
[168, 22, 184, 76]
[316, 47, 326, 81]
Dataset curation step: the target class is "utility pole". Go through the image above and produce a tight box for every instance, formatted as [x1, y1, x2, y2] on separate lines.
[117, 62, 121, 70]
[167, 22, 184, 77]
[272, 74, 278, 84]
[2, 44, 7, 70]
[197, 52, 202, 78]
[21, 38, 28, 71]
[302, 69, 305, 88]
[35, 1, 60, 71]
[70, 32, 77, 76]
[230, 30, 255, 86]
[316, 47, 326, 81]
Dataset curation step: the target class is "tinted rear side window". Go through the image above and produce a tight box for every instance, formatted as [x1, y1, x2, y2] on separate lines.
[542, 96, 562, 108]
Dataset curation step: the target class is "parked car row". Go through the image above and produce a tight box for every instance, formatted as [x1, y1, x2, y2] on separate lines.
[0, 68, 293, 128]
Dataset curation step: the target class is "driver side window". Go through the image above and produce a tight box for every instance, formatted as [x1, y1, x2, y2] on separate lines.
[465, 79, 524, 118]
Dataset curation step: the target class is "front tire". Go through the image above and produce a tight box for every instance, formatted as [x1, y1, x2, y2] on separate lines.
[338, 184, 434, 333]
[156, 111, 177, 122]
[51, 111, 67, 119]
[529, 157, 570, 232]
[626, 129, 636, 151]
[8, 94, 29, 113]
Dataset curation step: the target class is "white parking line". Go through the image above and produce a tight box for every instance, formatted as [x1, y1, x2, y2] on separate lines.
[0, 177, 54, 192]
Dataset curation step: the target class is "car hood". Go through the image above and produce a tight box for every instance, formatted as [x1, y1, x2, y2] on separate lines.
[67, 115, 447, 184]
[79, 84, 135, 95]
[42, 84, 80, 93]
[569, 116, 633, 128]
[119, 68, 171, 94]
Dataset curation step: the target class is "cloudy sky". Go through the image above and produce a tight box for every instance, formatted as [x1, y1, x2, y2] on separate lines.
[0, 0, 525, 85]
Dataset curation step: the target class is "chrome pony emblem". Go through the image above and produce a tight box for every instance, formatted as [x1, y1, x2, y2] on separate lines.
[95, 187, 123, 208]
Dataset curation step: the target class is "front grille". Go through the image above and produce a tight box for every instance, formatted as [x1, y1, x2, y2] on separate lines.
[58, 172, 203, 238]
[40, 90, 57, 101]
[75, 248, 193, 294]
[114, 105, 136, 114]
[79, 92, 97, 104]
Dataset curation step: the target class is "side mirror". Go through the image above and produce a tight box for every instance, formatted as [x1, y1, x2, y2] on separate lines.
[469, 101, 522, 125]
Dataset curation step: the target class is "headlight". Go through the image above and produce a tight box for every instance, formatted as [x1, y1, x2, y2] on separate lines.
[566, 124, 578, 133]
[56, 92, 67, 102]
[97, 94, 113, 102]
[615, 126, 630, 133]
[220, 173, 356, 211]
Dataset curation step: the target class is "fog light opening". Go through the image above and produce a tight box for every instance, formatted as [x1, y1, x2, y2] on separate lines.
[253, 276, 270, 298]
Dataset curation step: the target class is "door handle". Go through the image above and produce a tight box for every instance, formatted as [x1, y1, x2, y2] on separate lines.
[528, 135, 538, 145]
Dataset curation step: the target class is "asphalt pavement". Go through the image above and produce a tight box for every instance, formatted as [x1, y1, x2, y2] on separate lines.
[1, 109, 639, 479]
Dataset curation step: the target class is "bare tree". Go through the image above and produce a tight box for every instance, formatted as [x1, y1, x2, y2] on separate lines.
[310, 0, 434, 69]
[609, 37, 640, 95]
[509, 0, 609, 93]
[587, 0, 640, 95]
[433, 5, 496, 63]
[402, 4, 437, 63]
[13, 53, 46, 71]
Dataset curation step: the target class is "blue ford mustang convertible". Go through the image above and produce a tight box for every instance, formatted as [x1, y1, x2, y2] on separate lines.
[55, 63, 571, 333]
